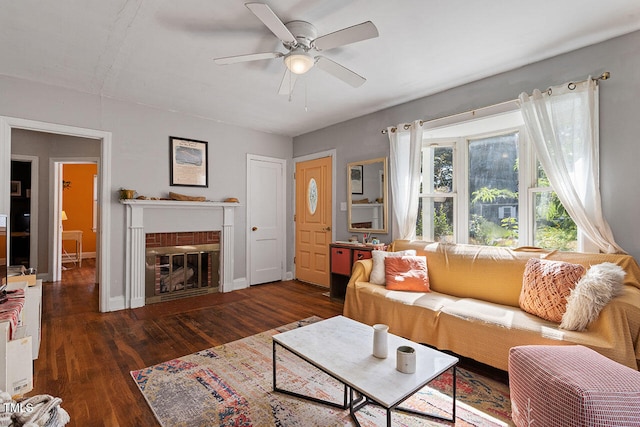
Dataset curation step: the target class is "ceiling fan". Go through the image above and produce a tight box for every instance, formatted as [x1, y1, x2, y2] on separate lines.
[213, 2, 379, 95]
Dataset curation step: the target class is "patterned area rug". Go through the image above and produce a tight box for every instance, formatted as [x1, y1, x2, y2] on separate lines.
[131, 317, 513, 426]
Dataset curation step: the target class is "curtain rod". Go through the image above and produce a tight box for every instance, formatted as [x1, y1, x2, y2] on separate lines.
[381, 120, 424, 135]
[380, 72, 610, 135]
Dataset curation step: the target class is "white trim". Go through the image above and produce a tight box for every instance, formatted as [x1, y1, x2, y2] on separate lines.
[292, 149, 337, 279]
[10, 154, 39, 271]
[51, 157, 99, 281]
[246, 154, 287, 286]
[51, 161, 63, 281]
[423, 100, 520, 132]
[0, 116, 113, 312]
[232, 277, 248, 291]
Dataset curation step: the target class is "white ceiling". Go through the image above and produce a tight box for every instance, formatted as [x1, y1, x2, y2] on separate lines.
[2, 0, 640, 137]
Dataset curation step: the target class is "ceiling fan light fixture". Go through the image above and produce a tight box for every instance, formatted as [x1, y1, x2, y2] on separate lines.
[284, 49, 314, 74]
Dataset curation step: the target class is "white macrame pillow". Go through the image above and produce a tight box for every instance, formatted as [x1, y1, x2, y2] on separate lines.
[560, 262, 626, 331]
[370, 249, 417, 285]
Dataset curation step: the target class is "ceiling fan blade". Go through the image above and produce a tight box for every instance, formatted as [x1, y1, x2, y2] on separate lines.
[313, 21, 378, 51]
[315, 56, 365, 88]
[245, 3, 296, 44]
[278, 69, 298, 95]
[214, 52, 282, 65]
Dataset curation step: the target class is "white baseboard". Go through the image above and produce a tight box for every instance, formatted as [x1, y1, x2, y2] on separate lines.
[37, 273, 52, 282]
[285, 271, 293, 281]
[61, 252, 96, 263]
[228, 277, 248, 292]
[109, 296, 126, 312]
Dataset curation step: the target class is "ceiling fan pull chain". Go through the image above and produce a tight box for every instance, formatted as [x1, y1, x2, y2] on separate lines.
[288, 71, 293, 102]
[305, 81, 309, 112]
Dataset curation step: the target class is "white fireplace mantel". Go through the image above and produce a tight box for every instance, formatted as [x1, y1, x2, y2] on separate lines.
[121, 199, 239, 308]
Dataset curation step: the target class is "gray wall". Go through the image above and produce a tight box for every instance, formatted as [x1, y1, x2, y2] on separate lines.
[0, 76, 293, 308]
[293, 30, 640, 261]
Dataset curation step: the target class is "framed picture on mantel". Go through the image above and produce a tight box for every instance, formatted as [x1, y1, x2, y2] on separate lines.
[169, 136, 209, 187]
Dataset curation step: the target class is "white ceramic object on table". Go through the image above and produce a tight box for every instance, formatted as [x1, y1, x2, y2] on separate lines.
[372, 324, 389, 358]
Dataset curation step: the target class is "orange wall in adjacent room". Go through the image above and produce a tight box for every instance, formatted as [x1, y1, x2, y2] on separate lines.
[62, 164, 97, 254]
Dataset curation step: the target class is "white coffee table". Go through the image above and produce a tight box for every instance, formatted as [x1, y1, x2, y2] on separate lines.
[272, 315, 459, 426]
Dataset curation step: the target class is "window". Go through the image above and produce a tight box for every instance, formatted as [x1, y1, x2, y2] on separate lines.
[531, 164, 577, 251]
[416, 104, 578, 250]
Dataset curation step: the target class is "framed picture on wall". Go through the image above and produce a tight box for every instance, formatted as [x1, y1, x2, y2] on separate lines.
[350, 165, 363, 194]
[10, 181, 21, 196]
[169, 136, 209, 187]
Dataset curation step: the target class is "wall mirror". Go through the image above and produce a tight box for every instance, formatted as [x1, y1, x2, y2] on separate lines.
[347, 157, 388, 233]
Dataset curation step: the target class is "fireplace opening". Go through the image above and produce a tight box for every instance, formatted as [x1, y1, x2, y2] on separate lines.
[145, 232, 220, 304]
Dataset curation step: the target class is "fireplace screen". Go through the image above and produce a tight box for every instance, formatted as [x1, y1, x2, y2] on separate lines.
[145, 243, 220, 303]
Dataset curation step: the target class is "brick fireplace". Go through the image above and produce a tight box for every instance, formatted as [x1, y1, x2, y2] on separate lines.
[121, 199, 237, 309]
[145, 231, 220, 304]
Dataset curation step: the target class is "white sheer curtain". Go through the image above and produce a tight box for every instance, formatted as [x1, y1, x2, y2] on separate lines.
[518, 78, 624, 253]
[388, 120, 423, 240]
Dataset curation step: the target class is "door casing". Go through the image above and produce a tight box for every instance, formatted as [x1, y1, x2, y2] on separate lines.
[0, 116, 113, 312]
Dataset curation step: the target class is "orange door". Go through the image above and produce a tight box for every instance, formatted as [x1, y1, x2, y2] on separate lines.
[295, 156, 332, 287]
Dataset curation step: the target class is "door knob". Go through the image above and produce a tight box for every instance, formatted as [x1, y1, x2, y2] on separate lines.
[323, 226, 332, 232]
[252, 226, 258, 231]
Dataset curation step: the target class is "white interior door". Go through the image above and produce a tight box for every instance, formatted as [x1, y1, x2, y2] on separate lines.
[247, 155, 285, 285]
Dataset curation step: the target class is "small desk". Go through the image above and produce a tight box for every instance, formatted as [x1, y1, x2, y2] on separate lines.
[329, 242, 373, 300]
[62, 230, 83, 267]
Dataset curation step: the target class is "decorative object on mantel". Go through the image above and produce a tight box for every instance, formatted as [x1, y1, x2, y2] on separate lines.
[119, 188, 136, 200]
[132, 196, 169, 200]
[224, 197, 239, 203]
[169, 191, 206, 202]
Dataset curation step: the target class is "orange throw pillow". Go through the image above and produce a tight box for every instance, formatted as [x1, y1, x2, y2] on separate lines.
[519, 258, 586, 323]
[384, 256, 430, 292]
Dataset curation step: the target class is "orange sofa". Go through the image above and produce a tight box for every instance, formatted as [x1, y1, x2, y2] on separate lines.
[343, 240, 640, 371]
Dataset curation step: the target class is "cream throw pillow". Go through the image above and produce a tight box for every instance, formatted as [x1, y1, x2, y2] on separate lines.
[560, 262, 625, 331]
[370, 249, 417, 285]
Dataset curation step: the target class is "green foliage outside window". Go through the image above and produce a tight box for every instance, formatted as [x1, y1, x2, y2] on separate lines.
[434, 204, 453, 240]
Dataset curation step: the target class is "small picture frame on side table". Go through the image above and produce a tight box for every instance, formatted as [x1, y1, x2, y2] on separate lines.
[10, 181, 21, 197]
[350, 165, 363, 194]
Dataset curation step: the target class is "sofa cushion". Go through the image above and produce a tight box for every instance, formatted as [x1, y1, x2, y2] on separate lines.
[561, 262, 625, 331]
[370, 249, 416, 285]
[384, 256, 430, 292]
[390, 241, 537, 307]
[520, 258, 585, 323]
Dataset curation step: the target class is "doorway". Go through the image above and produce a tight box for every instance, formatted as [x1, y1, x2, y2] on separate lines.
[57, 161, 98, 276]
[293, 150, 336, 287]
[9, 156, 38, 269]
[0, 116, 113, 312]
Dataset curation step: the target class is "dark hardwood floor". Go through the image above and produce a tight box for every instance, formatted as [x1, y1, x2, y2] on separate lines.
[32, 260, 343, 426]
